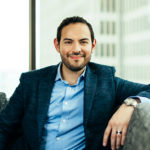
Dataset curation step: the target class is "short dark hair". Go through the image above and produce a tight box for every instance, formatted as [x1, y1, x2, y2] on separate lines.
[56, 16, 95, 44]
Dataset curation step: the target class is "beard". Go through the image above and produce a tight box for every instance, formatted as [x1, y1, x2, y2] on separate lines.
[60, 51, 91, 72]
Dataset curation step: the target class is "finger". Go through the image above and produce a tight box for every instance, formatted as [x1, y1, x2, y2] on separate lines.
[103, 125, 112, 147]
[116, 129, 122, 149]
[111, 128, 117, 150]
[121, 126, 127, 145]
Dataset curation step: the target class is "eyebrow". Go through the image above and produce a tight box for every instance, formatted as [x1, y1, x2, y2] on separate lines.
[63, 38, 72, 41]
[63, 38, 90, 41]
[80, 38, 90, 41]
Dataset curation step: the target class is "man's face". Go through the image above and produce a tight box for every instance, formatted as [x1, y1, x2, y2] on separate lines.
[54, 23, 96, 72]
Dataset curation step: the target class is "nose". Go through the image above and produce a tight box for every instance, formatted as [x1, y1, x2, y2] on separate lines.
[72, 42, 81, 53]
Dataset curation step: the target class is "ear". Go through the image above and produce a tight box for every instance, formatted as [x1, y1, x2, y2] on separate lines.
[54, 38, 60, 53]
[91, 39, 96, 53]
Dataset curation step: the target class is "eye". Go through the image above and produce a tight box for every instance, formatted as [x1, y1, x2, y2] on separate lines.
[80, 41, 88, 44]
[64, 41, 72, 44]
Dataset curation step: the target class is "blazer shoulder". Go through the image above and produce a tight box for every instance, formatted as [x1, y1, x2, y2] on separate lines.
[88, 62, 116, 76]
[20, 64, 58, 80]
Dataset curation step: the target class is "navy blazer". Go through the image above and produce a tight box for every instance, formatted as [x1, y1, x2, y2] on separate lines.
[0, 62, 150, 150]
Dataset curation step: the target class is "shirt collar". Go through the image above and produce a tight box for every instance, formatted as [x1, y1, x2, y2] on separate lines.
[55, 63, 86, 84]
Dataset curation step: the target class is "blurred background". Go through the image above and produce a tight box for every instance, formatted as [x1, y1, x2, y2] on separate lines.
[0, 0, 150, 98]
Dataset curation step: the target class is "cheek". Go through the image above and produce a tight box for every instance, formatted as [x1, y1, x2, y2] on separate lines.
[60, 48, 69, 55]
[86, 52, 92, 57]
[83, 45, 92, 53]
[83, 49, 92, 55]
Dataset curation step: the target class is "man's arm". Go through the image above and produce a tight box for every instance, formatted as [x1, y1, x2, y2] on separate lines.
[114, 77, 150, 105]
[0, 74, 24, 149]
[103, 103, 135, 150]
[103, 98, 141, 150]
[103, 73, 150, 150]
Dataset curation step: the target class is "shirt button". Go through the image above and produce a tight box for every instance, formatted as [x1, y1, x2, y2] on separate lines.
[64, 102, 68, 105]
[56, 137, 60, 141]
[62, 119, 66, 123]
[68, 87, 72, 90]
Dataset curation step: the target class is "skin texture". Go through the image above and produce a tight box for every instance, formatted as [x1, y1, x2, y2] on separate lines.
[54, 22, 135, 150]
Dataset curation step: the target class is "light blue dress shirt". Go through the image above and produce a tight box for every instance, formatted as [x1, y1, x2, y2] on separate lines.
[40, 64, 86, 150]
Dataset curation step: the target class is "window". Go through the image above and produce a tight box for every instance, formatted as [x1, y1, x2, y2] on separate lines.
[112, 44, 116, 57]
[0, 0, 29, 98]
[100, 44, 104, 56]
[112, 22, 116, 34]
[107, 21, 110, 34]
[100, 21, 104, 34]
[106, 44, 110, 56]
[112, 0, 116, 12]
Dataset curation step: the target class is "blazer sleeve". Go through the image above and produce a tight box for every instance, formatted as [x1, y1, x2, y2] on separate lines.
[0, 74, 25, 149]
[112, 68, 150, 105]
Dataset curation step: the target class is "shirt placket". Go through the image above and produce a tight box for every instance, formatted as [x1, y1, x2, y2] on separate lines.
[55, 85, 73, 147]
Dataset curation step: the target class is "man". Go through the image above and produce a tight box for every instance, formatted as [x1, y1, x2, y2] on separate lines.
[0, 16, 150, 150]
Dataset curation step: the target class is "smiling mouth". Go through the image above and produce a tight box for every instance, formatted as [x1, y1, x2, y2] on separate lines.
[69, 55, 83, 60]
[68, 52, 85, 59]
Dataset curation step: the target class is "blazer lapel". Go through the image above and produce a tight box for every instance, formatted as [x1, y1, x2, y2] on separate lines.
[84, 65, 97, 127]
[36, 65, 58, 142]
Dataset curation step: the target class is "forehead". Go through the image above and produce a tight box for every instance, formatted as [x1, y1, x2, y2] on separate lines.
[61, 23, 91, 39]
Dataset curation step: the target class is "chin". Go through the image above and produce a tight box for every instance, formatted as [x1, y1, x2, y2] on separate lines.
[69, 67, 84, 72]
[68, 64, 86, 72]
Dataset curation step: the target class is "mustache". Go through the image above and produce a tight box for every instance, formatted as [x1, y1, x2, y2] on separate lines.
[67, 52, 86, 57]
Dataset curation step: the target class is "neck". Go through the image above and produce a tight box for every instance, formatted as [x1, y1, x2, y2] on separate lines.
[61, 64, 85, 85]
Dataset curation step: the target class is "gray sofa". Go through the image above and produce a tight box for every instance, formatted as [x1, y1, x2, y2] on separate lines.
[123, 102, 150, 150]
[0, 92, 8, 113]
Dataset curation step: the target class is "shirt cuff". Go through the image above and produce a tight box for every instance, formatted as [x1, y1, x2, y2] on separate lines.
[130, 96, 150, 103]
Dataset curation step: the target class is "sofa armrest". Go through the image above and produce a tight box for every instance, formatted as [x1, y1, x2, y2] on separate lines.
[0, 92, 8, 113]
[123, 102, 150, 150]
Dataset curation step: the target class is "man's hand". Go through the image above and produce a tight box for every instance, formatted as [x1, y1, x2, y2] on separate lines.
[103, 104, 135, 150]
